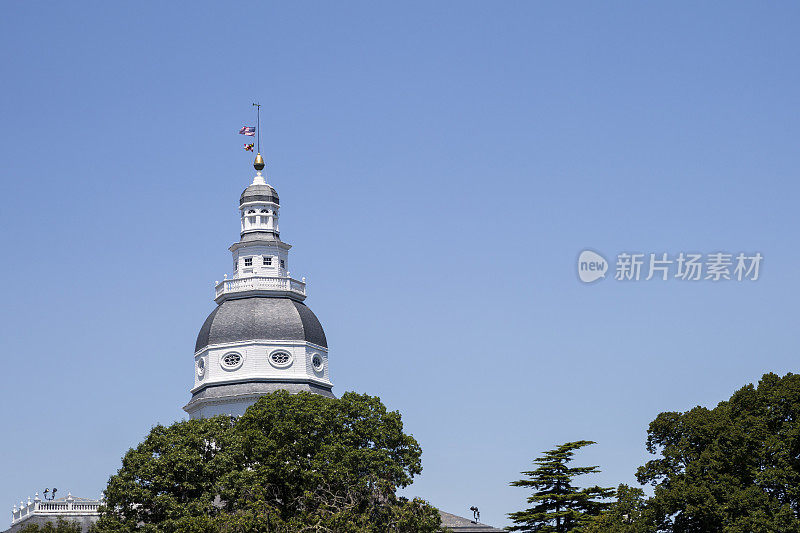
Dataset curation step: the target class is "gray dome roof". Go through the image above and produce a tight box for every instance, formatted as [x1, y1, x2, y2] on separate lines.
[196, 297, 326, 353]
[240, 183, 279, 206]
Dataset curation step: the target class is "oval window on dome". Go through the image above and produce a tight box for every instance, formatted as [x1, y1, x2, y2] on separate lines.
[197, 358, 205, 378]
[312, 354, 323, 372]
[221, 352, 243, 370]
[269, 351, 292, 368]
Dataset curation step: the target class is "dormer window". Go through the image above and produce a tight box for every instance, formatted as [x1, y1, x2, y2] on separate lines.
[263, 257, 272, 266]
[244, 257, 253, 267]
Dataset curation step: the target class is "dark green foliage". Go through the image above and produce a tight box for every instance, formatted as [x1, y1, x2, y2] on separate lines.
[96, 414, 232, 531]
[580, 484, 657, 533]
[636, 372, 800, 532]
[18, 518, 83, 532]
[508, 440, 613, 532]
[95, 391, 443, 532]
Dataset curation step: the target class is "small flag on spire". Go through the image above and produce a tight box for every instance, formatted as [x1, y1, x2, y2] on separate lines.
[239, 126, 256, 136]
[243, 143, 255, 152]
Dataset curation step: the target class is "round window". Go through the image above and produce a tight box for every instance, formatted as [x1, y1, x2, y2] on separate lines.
[221, 352, 243, 370]
[197, 358, 205, 378]
[269, 351, 292, 368]
[312, 354, 323, 371]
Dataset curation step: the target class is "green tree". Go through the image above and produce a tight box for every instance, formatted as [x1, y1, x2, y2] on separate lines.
[636, 372, 800, 532]
[95, 414, 232, 532]
[508, 440, 613, 532]
[580, 484, 656, 533]
[95, 391, 444, 532]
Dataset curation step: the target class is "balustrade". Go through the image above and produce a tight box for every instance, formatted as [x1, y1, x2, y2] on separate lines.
[11, 495, 102, 524]
[214, 275, 306, 300]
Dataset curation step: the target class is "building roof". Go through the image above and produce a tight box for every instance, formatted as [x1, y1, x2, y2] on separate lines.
[239, 231, 281, 242]
[240, 183, 279, 206]
[44, 496, 97, 503]
[195, 297, 327, 353]
[439, 510, 505, 532]
[185, 381, 335, 412]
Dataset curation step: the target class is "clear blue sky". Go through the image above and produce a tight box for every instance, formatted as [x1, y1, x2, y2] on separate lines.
[2, 2, 799, 528]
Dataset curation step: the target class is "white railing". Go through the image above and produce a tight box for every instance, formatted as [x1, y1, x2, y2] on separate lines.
[215, 275, 306, 301]
[12, 495, 102, 524]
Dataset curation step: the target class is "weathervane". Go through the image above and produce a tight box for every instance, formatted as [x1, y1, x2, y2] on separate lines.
[239, 104, 265, 173]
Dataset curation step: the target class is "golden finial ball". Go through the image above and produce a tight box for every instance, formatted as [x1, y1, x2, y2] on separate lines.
[254, 153, 265, 171]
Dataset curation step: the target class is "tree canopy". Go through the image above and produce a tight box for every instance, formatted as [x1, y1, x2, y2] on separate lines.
[636, 372, 800, 532]
[508, 440, 613, 532]
[580, 484, 656, 533]
[95, 391, 443, 532]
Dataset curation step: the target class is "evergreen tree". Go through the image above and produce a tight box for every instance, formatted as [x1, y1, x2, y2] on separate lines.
[508, 440, 613, 532]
